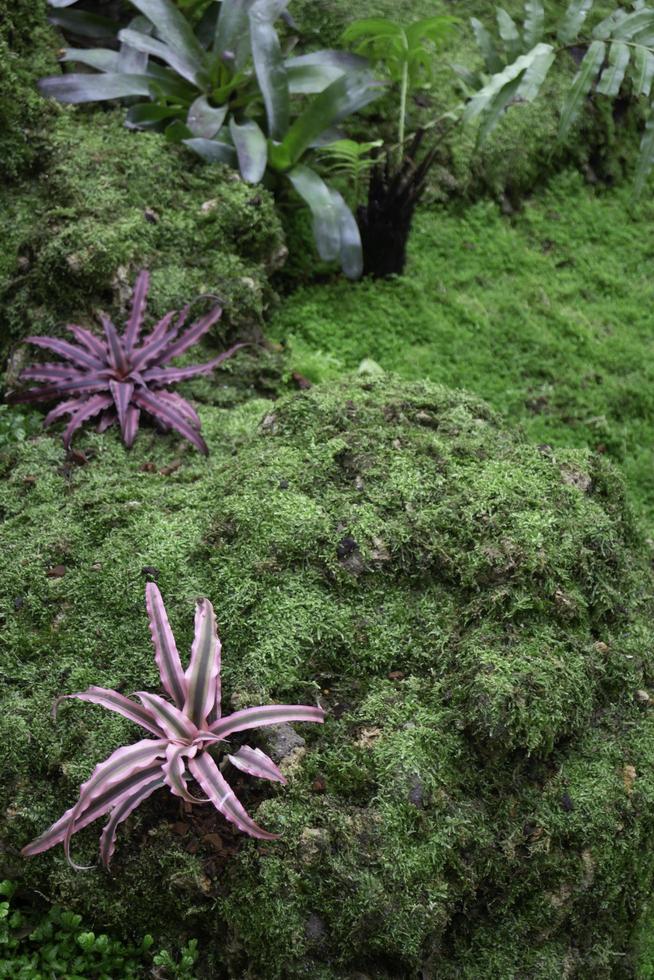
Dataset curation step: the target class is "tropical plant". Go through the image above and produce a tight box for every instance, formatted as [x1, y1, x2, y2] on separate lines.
[40, 0, 379, 276]
[459, 0, 654, 192]
[22, 583, 325, 869]
[315, 138, 383, 204]
[342, 16, 458, 162]
[7, 270, 244, 454]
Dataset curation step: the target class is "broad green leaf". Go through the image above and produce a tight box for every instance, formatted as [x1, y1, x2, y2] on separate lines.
[342, 19, 403, 43]
[126, 103, 180, 129]
[612, 8, 654, 40]
[464, 43, 553, 123]
[187, 96, 228, 138]
[634, 110, 654, 194]
[119, 28, 201, 86]
[559, 39, 605, 139]
[596, 41, 630, 95]
[329, 188, 364, 280]
[214, 0, 255, 61]
[496, 9, 522, 59]
[592, 8, 628, 40]
[470, 17, 503, 73]
[146, 63, 198, 101]
[558, 0, 593, 44]
[38, 72, 152, 104]
[279, 72, 382, 166]
[229, 119, 268, 182]
[286, 165, 340, 262]
[47, 9, 117, 37]
[633, 45, 654, 96]
[128, 0, 206, 65]
[61, 48, 120, 72]
[184, 137, 238, 168]
[523, 0, 545, 47]
[517, 43, 556, 101]
[285, 50, 369, 94]
[249, 0, 290, 140]
[478, 72, 524, 143]
[118, 16, 153, 74]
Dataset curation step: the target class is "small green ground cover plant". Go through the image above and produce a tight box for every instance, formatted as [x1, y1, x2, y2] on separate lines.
[0, 880, 199, 979]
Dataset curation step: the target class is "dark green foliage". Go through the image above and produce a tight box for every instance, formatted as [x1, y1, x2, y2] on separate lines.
[0, 880, 199, 979]
[1, 375, 653, 976]
[0, 110, 286, 372]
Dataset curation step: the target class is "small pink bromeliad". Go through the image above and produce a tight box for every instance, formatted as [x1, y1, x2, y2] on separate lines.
[22, 584, 325, 869]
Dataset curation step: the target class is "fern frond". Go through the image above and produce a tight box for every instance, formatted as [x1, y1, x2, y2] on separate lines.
[559, 39, 605, 140]
[633, 44, 654, 96]
[558, 0, 594, 45]
[523, 0, 545, 47]
[597, 40, 630, 95]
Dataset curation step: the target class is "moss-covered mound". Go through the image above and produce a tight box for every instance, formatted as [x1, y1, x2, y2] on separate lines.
[1, 111, 286, 373]
[1, 376, 653, 977]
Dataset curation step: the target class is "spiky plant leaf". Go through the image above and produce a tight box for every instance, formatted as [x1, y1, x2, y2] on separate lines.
[464, 42, 553, 125]
[8, 271, 245, 454]
[496, 8, 522, 59]
[22, 585, 325, 867]
[559, 39, 606, 140]
[471, 17, 503, 73]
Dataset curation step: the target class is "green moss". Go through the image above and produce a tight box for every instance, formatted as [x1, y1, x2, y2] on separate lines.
[270, 170, 654, 532]
[1, 376, 653, 977]
[0, 110, 286, 373]
[0, 0, 60, 182]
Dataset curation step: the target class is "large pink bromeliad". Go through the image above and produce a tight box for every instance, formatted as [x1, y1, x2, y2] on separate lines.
[8, 270, 245, 454]
[22, 584, 325, 869]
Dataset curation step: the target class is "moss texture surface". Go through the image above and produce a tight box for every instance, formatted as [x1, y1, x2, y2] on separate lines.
[1, 376, 654, 978]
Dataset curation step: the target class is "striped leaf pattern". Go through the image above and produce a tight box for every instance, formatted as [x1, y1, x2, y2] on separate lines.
[22, 585, 325, 867]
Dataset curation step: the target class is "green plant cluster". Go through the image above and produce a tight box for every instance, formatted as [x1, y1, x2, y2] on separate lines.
[0, 880, 199, 979]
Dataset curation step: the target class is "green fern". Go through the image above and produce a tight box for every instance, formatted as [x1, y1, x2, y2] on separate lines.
[465, 0, 654, 194]
[315, 138, 384, 203]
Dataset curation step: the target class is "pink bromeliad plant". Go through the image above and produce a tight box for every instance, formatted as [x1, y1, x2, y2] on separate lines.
[22, 584, 325, 869]
[8, 270, 245, 454]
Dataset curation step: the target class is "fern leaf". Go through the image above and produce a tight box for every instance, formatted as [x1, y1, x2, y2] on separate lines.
[523, 0, 545, 47]
[558, 0, 594, 45]
[559, 39, 605, 140]
[471, 17, 503, 73]
[633, 45, 654, 96]
[517, 43, 556, 100]
[478, 73, 524, 143]
[634, 108, 654, 194]
[465, 42, 553, 124]
[611, 8, 654, 40]
[592, 9, 628, 40]
[497, 8, 522, 59]
[597, 41, 630, 95]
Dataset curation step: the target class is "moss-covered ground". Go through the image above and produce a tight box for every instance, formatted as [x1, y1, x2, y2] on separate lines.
[271, 171, 654, 534]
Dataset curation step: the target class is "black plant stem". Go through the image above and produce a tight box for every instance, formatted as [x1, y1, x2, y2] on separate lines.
[357, 129, 439, 279]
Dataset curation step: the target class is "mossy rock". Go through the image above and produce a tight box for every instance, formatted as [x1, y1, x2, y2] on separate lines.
[0, 110, 287, 374]
[1, 375, 653, 977]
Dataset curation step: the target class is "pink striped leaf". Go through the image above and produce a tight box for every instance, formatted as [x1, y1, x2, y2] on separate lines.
[21, 364, 91, 383]
[123, 269, 149, 350]
[97, 409, 117, 433]
[133, 388, 208, 454]
[129, 312, 177, 371]
[100, 315, 129, 377]
[123, 405, 140, 447]
[62, 395, 113, 448]
[159, 305, 223, 361]
[109, 380, 135, 440]
[9, 378, 110, 403]
[143, 342, 247, 385]
[67, 324, 106, 358]
[211, 703, 325, 739]
[135, 691, 198, 742]
[64, 739, 168, 867]
[54, 686, 162, 737]
[145, 583, 187, 707]
[189, 752, 279, 840]
[228, 745, 287, 785]
[22, 762, 164, 859]
[44, 398, 86, 427]
[183, 598, 220, 727]
[25, 335, 104, 371]
[154, 391, 201, 427]
[162, 743, 208, 804]
[100, 774, 164, 868]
